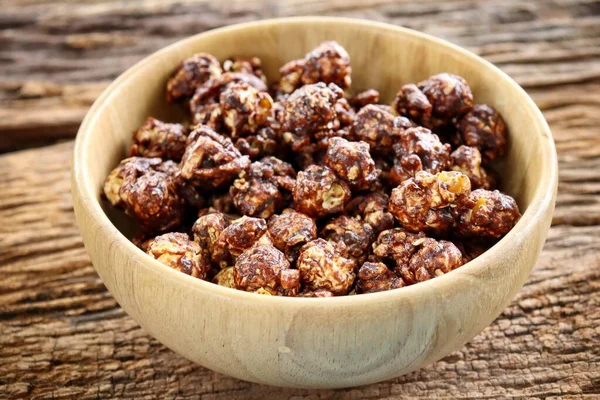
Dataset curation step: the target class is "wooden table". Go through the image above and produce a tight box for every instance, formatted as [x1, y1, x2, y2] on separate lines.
[1, 1, 599, 398]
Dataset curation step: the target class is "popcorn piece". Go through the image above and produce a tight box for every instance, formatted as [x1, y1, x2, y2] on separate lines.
[223, 56, 266, 82]
[348, 89, 380, 109]
[146, 232, 211, 279]
[268, 209, 317, 263]
[230, 157, 296, 218]
[324, 137, 379, 190]
[129, 117, 188, 161]
[192, 211, 231, 263]
[390, 126, 451, 185]
[234, 245, 300, 296]
[457, 104, 508, 161]
[350, 104, 412, 156]
[293, 165, 351, 218]
[190, 72, 268, 127]
[451, 145, 495, 190]
[213, 216, 270, 268]
[372, 230, 463, 285]
[278, 82, 344, 152]
[457, 189, 521, 238]
[372, 228, 425, 268]
[398, 238, 463, 285]
[103, 157, 183, 232]
[166, 53, 222, 103]
[180, 126, 251, 190]
[389, 170, 471, 234]
[356, 262, 405, 294]
[418, 73, 473, 122]
[277, 41, 351, 96]
[297, 239, 356, 296]
[321, 215, 375, 265]
[220, 83, 274, 139]
[213, 266, 235, 288]
[392, 83, 432, 125]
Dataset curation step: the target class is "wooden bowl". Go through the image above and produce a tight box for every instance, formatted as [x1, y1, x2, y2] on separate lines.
[72, 17, 557, 389]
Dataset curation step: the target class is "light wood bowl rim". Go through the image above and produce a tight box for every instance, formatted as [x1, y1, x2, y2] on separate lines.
[72, 16, 558, 306]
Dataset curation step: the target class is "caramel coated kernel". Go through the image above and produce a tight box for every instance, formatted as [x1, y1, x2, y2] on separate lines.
[268, 209, 317, 263]
[350, 104, 412, 156]
[166, 53, 222, 103]
[192, 211, 231, 263]
[104, 157, 159, 206]
[392, 83, 433, 125]
[297, 239, 356, 296]
[180, 126, 250, 190]
[418, 73, 473, 122]
[372, 228, 425, 268]
[103, 157, 183, 232]
[324, 137, 379, 190]
[390, 126, 451, 185]
[457, 189, 521, 238]
[389, 170, 471, 234]
[146, 232, 211, 279]
[399, 238, 463, 284]
[220, 83, 274, 138]
[451, 145, 495, 190]
[213, 266, 235, 288]
[129, 117, 188, 161]
[293, 165, 351, 218]
[356, 262, 405, 294]
[278, 82, 344, 152]
[457, 104, 508, 161]
[230, 157, 296, 218]
[321, 215, 375, 265]
[303, 41, 352, 89]
[234, 126, 283, 160]
[213, 216, 270, 268]
[277, 41, 351, 96]
[190, 72, 268, 127]
[234, 245, 300, 296]
[345, 192, 395, 234]
[143, 159, 211, 212]
[372, 230, 463, 285]
[276, 59, 304, 98]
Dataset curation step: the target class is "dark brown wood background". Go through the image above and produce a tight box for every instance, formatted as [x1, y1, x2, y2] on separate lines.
[1, 1, 600, 398]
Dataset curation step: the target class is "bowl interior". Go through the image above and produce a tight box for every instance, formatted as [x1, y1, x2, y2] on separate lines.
[81, 17, 550, 251]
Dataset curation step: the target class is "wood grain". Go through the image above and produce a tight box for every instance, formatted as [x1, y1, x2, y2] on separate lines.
[1, 0, 599, 398]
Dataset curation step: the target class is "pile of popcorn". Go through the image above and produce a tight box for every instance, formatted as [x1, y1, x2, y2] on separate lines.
[103, 41, 520, 297]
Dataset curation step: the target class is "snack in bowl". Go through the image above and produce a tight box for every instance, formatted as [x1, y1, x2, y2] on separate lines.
[102, 41, 522, 297]
[73, 19, 557, 388]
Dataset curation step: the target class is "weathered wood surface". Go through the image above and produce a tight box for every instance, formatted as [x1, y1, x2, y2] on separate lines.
[0, 0, 599, 398]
